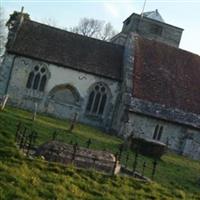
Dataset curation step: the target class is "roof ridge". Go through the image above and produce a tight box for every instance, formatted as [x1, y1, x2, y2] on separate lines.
[8, 18, 124, 81]
[22, 19, 123, 49]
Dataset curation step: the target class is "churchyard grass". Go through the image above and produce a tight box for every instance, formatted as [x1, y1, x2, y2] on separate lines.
[0, 106, 200, 199]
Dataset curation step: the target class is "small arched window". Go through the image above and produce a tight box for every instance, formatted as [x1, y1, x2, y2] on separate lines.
[86, 82, 108, 116]
[26, 65, 48, 92]
[153, 125, 163, 141]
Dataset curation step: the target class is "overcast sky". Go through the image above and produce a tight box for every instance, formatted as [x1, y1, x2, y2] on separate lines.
[1, 0, 200, 55]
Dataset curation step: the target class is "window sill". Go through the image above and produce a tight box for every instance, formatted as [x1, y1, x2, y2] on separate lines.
[24, 89, 45, 100]
[85, 113, 103, 121]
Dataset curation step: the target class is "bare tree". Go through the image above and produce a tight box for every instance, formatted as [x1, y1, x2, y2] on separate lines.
[69, 18, 117, 41]
[99, 22, 116, 41]
[41, 17, 58, 27]
[0, 7, 7, 62]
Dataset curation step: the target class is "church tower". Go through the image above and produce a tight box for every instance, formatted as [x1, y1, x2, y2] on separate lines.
[111, 10, 183, 136]
[112, 9, 183, 48]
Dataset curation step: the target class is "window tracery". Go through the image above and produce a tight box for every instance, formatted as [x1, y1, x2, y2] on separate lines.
[26, 65, 48, 92]
[86, 82, 108, 116]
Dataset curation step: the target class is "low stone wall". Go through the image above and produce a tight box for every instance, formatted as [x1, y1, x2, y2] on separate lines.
[35, 141, 121, 174]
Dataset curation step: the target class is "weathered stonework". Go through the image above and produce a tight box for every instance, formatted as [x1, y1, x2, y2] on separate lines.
[111, 33, 136, 134]
[121, 13, 183, 48]
[0, 53, 16, 95]
[130, 98, 200, 129]
[1, 10, 200, 161]
[112, 31, 200, 160]
[36, 141, 121, 174]
[3, 54, 120, 130]
[127, 112, 200, 160]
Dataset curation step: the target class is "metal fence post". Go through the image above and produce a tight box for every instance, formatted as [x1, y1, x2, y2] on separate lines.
[142, 161, 146, 177]
[71, 143, 78, 163]
[15, 122, 22, 142]
[26, 131, 33, 156]
[69, 112, 78, 132]
[86, 138, 92, 148]
[92, 157, 97, 170]
[19, 127, 27, 149]
[152, 159, 158, 180]
[22, 132, 29, 152]
[32, 131, 38, 148]
[132, 150, 138, 176]
[52, 130, 57, 140]
[118, 144, 124, 161]
[125, 152, 129, 169]
[26, 133, 31, 156]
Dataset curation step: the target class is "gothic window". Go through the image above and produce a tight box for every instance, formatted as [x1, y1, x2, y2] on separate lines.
[33, 73, 40, 90]
[157, 126, 163, 140]
[26, 65, 48, 92]
[26, 72, 34, 89]
[86, 82, 108, 116]
[39, 75, 47, 92]
[153, 125, 163, 141]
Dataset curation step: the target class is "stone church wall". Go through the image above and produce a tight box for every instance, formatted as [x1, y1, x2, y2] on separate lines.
[127, 112, 200, 160]
[2, 54, 120, 130]
[108, 32, 200, 160]
[0, 53, 16, 96]
[111, 33, 136, 133]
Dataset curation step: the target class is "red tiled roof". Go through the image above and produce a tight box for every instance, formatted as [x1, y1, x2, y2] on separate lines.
[133, 36, 200, 115]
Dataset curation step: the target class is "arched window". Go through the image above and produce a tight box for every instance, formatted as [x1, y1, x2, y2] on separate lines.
[49, 84, 80, 105]
[26, 72, 34, 89]
[33, 73, 40, 90]
[26, 65, 48, 92]
[39, 75, 47, 92]
[153, 125, 163, 141]
[86, 82, 108, 116]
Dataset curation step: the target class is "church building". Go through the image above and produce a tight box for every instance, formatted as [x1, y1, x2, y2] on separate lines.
[0, 10, 200, 160]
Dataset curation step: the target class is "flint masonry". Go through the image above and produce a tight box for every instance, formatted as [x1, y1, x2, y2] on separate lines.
[0, 10, 200, 160]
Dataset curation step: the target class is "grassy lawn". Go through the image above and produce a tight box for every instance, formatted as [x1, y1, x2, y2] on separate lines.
[0, 106, 200, 199]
